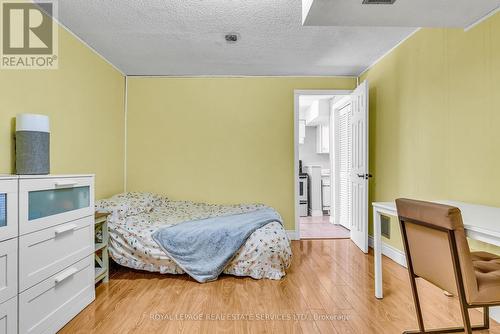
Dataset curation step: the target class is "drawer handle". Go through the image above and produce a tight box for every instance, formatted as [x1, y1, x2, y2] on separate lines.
[54, 267, 78, 284]
[54, 224, 77, 236]
[54, 180, 78, 188]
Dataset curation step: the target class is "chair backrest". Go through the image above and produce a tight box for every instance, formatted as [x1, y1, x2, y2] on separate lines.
[396, 198, 478, 303]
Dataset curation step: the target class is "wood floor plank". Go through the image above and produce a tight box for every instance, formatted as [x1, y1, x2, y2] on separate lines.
[60, 239, 500, 334]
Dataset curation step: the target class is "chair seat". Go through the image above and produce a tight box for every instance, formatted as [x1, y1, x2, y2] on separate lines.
[471, 251, 500, 304]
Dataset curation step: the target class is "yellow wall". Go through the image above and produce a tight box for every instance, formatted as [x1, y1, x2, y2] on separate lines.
[8, 10, 495, 240]
[0, 27, 125, 199]
[126, 77, 356, 230]
[361, 13, 500, 250]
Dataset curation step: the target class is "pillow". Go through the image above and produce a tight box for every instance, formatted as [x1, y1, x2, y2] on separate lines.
[95, 192, 168, 220]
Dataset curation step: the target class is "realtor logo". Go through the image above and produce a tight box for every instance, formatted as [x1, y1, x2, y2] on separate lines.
[1, 0, 58, 69]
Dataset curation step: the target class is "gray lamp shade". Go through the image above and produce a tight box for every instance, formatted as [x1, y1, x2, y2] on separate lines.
[15, 114, 50, 175]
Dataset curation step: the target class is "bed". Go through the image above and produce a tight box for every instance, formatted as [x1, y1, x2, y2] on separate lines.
[95, 193, 292, 280]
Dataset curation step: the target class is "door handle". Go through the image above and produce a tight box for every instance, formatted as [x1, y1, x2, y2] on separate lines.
[54, 180, 78, 188]
[54, 267, 78, 284]
[357, 173, 373, 180]
[54, 224, 77, 236]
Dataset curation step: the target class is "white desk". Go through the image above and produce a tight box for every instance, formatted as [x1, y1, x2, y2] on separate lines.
[372, 200, 500, 299]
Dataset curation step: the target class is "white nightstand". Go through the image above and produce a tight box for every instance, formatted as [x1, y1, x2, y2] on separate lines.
[94, 212, 110, 284]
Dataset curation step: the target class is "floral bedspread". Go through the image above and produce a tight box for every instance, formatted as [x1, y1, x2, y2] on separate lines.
[95, 193, 292, 280]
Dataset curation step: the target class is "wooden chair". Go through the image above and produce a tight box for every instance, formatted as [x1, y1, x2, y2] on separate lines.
[396, 198, 500, 334]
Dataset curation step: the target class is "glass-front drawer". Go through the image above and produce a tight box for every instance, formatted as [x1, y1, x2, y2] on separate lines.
[0, 178, 18, 242]
[19, 176, 94, 235]
[28, 186, 90, 220]
[0, 194, 6, 228]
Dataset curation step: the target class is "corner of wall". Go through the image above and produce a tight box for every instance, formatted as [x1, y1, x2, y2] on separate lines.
[124, 76, 128, 193]
[56, 18, 125, 77]
[357, 28, 421, 80]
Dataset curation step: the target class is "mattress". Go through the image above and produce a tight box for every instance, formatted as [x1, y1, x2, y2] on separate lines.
[95, 193, 292, 280]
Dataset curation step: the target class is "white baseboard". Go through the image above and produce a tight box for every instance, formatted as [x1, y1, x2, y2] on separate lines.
[286, 230, 299, 240]
[368, 236, 407, 268]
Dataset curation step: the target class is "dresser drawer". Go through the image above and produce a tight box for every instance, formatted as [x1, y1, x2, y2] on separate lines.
[19, 176, 94, 235]
[19, 255, 95, 334]
[0, 296, 17, 334]
[0, 178, 18, 242]
[19, 216, 93, 291]
[0, 238, 17, 305]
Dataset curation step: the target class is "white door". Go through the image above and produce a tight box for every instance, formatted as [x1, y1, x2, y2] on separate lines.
[332, 100, 352, 231]
[349, 81, 369, 253]
[331, 81, 369, 252]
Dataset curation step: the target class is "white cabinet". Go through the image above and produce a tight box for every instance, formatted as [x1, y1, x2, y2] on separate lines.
[17, 174, 95, 334]
[316, 124, 329, 154]
[0, 174, 95, 334]
[305, 100, 330, 126]
[299, 120, 306, 144]
[0, 176, 18, 334]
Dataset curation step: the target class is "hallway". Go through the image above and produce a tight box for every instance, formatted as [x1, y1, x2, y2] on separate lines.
[300, 216, 350, 239]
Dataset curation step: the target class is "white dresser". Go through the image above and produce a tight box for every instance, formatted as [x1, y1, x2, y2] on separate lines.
[0, 174, 95, 334]
[0, 176, 19, 334]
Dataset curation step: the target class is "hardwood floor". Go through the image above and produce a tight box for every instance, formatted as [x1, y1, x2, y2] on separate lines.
[61, 240, 500, 333]
[300, 216, 350, 239]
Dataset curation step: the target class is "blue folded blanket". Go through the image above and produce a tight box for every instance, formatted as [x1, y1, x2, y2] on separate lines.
[152, 208, 282, 283]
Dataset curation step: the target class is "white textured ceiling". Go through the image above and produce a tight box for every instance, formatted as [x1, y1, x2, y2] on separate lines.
[52, 0, 417, 76]
[303, 0, 500, 28]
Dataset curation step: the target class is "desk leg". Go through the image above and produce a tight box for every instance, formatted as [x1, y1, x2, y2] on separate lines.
[373, 207, 383, 299]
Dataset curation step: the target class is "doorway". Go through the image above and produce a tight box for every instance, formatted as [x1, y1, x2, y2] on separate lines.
[294, 83, 369, 251]
[296, 92, 349, 239]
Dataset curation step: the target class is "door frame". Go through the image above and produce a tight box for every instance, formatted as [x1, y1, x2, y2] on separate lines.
[293, 90, 352, 240]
